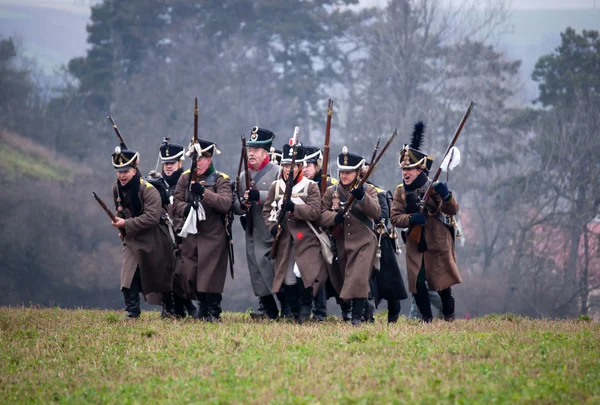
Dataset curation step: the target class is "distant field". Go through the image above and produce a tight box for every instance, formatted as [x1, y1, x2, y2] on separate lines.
[1, 308, 599, 404]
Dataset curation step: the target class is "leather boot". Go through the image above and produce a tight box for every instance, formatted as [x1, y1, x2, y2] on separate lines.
[249, 298, 267, 319]
[261, 294, 280, 320]
[438, 288, 455, 322]
[312, 285, 327, 321]
[173, 294, 186, 318]
[363, 299, 375, 323]
[195, 292, 209, 320]
[185, 300, 200, 319]
[337, 297, 352, 322]
[296, 279, 313, 324]
[122, 288, 140, 318]
[387, 299, 401, 323]
[351, 298, 366, 326]
[205, 293, 222, 322]
[276, 289, 293, 319]
[161, 291, 177, 318]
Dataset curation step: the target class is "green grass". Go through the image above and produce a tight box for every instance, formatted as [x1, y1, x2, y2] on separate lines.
[0, 145, 70, 181]
[1, 308, 599, 404]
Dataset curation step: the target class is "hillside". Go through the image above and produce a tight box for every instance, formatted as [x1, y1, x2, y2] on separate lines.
[1, 308, 599, 404]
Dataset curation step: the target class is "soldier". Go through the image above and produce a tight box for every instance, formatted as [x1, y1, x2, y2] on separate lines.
[269, 147, 283, 166]
[390, 123, 461, 322]
[232, 126, 286, 320]
[110, 147, 174, 318]
[155, 139, 199, 318]
[171, 139, 232, 322]
[302, 145, 339, 321]
[360, 163, 408, 324]
[319, 147, 381, 326]
[263, 143, 329, 323]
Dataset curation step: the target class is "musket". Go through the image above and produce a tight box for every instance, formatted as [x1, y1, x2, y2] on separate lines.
[235, 135, 245, 202]
[270, 126, 299, 259]
[107, 116, 127, 149]
[331, 130, 397, 239]
[190, 97, 199, 184]
[408, 101, 474, 243]
[241, 134, 254, 233]
[321, 99, 333, 195]
[93, 192, 126, 237]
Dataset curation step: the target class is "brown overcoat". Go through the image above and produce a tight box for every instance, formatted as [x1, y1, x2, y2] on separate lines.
[112, 178, 174, 300]
[389, 184, 461, 293]
[319, 183, 380, 300]
[262, 177, 329, 295]
[172, 169, 232, 294]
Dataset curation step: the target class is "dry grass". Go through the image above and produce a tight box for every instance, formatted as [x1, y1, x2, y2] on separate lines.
[1, 308, 599, 404]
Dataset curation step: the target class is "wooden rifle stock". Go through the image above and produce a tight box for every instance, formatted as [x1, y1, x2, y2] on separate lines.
[409, 101, 474, 243]
[93, 192, 126, 237]
[321, 99, 333, 195]
[270, 127, 299, 259]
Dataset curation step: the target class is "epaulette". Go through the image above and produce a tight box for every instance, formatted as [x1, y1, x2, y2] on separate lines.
[396, 184, 404, 189]
[140, 178, 153, 188]
[373, 185, 385, 194]
[329, 177, 339, 185]
[183, 169, 191, 175]
[217, 171, 230, 179]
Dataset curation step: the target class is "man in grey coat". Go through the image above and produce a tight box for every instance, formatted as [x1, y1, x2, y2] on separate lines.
[232, 126, 285, 319]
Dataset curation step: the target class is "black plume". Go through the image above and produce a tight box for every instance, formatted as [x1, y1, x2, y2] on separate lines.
[410, 121, 425, 150]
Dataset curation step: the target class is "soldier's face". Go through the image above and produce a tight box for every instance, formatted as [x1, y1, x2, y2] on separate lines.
[162, 161, 181, 176]
[339, 171, 358, 187]
[302, 163, 318, 179]
[248, 147, 268, 168]
[196, 157, 212, 175]
[402, 167, 421, 185]
[116, 168, 136, 186]
[282, 164, 302, 181]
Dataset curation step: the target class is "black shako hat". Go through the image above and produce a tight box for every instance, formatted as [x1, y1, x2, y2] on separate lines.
[302, 145, 323, 165]
[337, 146, 365, 172]
[112, 147, 139, 172]
[281, 140, 307, 165]
[159, 138, 185, 163]
[399, 121, 433, 172]
[247, 126, 275, 151]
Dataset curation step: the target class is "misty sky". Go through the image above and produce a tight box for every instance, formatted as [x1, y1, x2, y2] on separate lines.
[362, 0, 599, 8]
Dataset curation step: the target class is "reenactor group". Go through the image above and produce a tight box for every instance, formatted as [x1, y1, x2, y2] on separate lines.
[105, 110, 464, 325]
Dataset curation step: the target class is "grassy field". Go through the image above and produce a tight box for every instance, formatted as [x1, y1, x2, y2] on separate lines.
[1, 308, 599, 404]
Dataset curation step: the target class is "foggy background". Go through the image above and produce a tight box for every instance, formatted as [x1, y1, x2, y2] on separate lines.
[0, 0, 599, 319]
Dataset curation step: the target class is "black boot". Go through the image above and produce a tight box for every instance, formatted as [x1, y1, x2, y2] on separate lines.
[205, 293, 222, 322]
[337, 297, 352, 322]
[261, 294, 280, 320]
[276, 289, 293, 319]
[438, 288, 455, 322]
[363, 299, 375, 323]
[351, 298, 366, 326]
[296, 278, 313, 324]
[281, 283, 301, 322]
[185, 299, 200, 319]
[249, 298, 267, 319]
[122, 269, 142, 318]
[387, 299, 401, 323]
[195, 292, 209, 320]
[173, 294, 187, 318]
[414, 267, 433, 323]
[312, 285, 327, 322]
[122, 288, 140, 318]
[161, 291, 178, 318]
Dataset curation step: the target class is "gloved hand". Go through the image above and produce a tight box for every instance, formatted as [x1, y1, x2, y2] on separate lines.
[270, 225, 279, 237]
[433, 181, 450, 201]
[409, 213, 426, 226]
[334, 211, 345, 225]
[351, 187, 365, 201]
[184, 202, 196, 217]
[284, 200, 295, 213]
[190, 182, 205, 199]
[248, 189, 260, 202]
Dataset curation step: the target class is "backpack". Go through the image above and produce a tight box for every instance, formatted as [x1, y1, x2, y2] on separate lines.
[145, 176, 171, 207]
